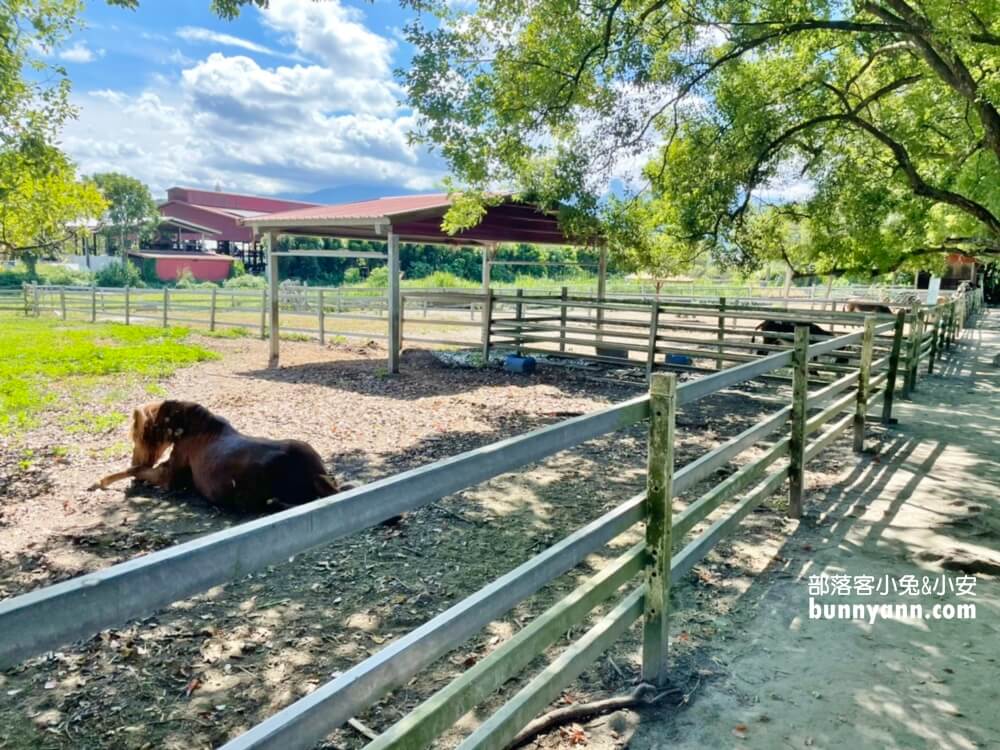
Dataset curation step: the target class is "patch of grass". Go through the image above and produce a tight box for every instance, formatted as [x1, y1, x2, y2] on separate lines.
[145, 382, 167, 397]
[0, 317, 217, 435]
[63, 409, 127, 434]
[280, 332, 313, 342]
[200, 326, 252, 339]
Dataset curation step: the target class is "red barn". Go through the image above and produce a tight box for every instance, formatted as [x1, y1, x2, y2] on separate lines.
[155, 187, 318, 274]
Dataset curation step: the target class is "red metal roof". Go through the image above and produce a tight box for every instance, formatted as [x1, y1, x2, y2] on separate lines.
[244, 193, 584, 246]
[248, 194, 452, 224]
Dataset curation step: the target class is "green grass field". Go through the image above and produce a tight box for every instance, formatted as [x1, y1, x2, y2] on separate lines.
[0, 316, 217, 435]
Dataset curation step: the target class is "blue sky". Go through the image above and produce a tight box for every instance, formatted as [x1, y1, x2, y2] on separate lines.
[55, 0, 446, 200]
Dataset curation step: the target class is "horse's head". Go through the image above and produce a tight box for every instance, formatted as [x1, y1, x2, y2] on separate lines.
[130, 401, 172, 467]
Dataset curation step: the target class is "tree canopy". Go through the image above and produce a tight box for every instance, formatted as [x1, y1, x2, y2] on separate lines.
[90, 172, 159, 251]
[402, 0, 1000, 278]
[1, 2, 106, 273]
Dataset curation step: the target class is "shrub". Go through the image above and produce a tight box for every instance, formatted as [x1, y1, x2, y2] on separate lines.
[174, 268, 197, 288]
[223, 274, 266, 289]
[38, 264, 94, 286]
[231, 259, 247, 277]
[95, 261, 145, 288]
[343, 267, 362, 285]
[365, 266, 389, 287]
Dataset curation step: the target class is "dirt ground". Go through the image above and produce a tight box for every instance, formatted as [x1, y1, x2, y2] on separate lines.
[0, 331, 890, 749]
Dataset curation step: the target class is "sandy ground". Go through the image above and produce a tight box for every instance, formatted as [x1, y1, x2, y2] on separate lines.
[621, 312, 1000, 750]
[1, 331, 835, 750]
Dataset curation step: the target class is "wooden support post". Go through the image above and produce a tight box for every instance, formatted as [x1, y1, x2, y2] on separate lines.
[642, 372, 676, 686]
[162, 287, 169, 327]
[514, 288, 524, 355]
[387, 231, 401, 373]
[32, 283, 40, 317]
[944, 301, 955, 349]
[645, 301, 660, 382]
[853, 317, 876, 453]
[267, 232, 279, 361]
[22, 283, 30, 316]
[317, 289, 325, 345]
[209, 287, 218, 332]
[481, 288, 494, 365]
[124, 285, 130, 325]
[928, 307, 940, 373]
[716, 296, 726, 371]
[559, 286, 568, 353]
[881, 310, 905, 425]
[260, 288, 267, 341]
[788, 325, 810, 519]
[90, 285, 97, 323]
[59, 288, 67, 320]
[398, 293, 405, 351]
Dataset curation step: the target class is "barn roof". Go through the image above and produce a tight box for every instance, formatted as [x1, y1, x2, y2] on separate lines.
[243, 193, 586, 247]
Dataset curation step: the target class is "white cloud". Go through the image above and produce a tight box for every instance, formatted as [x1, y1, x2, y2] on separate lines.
[260, 0, 394, 79]
[176, 26, 289, 59]
[61, 0, 446, 198]
[58, 42, 103, 63]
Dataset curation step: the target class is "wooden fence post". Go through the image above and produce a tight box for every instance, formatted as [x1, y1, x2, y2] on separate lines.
[642, 372, 676, 686]
[881, 310, 905, 425]
[90, 285, 97, 323]
[853, 317, 876, 453]
[209, 287, 218, 332]
[22, 283, 30, 316]
[645, 301, 660, 382]
[928, 307, 940, 373]
[902, 307, 919, 397]
[481, 288, 494, 365]
[716, 296, 726, 371]
[259, 289, 267, 340]
[32, 283, 40, 317]
[938, 303, 949, 352]
[912, 309, 926, 388]
[317, 289, 325, 345]
[124, 285, 130, 325]
[514, 288, 524, 355]
[162, 288, 169, 327]
[788, 325, 810, 519]
[59, 288, 67, 320]
[559, 286, 568, 353]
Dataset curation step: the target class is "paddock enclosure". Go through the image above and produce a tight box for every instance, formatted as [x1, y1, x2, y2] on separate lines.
[0, 284, 983, 749]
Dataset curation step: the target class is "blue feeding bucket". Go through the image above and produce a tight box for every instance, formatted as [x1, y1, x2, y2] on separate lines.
[504, 354, 537, 374]
[665, 353, 693, 366]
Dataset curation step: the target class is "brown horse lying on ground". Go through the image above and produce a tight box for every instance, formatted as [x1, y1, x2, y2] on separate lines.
[751, 319, 834, 356]
[751, 319, 850, 365]
[845, 299, 893, 314]
[94, 400, 341, 512]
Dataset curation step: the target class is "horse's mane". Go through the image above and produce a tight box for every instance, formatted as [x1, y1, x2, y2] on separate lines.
[161, 400, 230, 437]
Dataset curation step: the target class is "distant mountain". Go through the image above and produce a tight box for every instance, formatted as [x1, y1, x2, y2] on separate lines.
[281, 184, 424, 205]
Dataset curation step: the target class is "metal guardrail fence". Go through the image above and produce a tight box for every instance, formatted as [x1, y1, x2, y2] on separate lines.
[0, 285, 980, 748]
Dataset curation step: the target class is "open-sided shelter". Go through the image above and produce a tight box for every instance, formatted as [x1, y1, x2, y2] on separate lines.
[244, 193, 600, 372]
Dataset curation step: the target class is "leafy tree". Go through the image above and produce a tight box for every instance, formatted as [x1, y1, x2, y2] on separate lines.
[90, 172, 158, 252]
[0, 153, 106, 275]
[401, 0, 1000, 279]
[0, 0, 80, 180]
